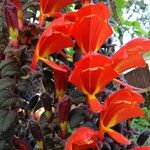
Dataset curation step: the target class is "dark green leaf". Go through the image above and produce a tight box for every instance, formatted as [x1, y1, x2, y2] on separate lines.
[0, 110, 17, 132]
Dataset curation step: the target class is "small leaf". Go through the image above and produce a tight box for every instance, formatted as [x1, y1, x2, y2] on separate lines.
[0, 97, 17, 108]
[0, 140, 10, 149]
[1, 64, 18, 77]
[0, 90, 13, 106]
[27, 95, 39, 114]
[137, 130, 150, 146]
[0, 59, 15, 70]
[0, 78, 14, 91]
[0, 110, 17, 132]
[69, 107, 88, 129]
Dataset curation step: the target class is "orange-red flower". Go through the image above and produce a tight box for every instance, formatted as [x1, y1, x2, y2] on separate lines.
[69, 53, 118, 112]
[98, 88, 144, 144]
[39, 0, 74, 27]
[54, 64, 71, 101]
[31, 15, 74, 72]
[112, 38, 150, 73]
[71, 3, 112, 53]
[65, 127, 99, 150]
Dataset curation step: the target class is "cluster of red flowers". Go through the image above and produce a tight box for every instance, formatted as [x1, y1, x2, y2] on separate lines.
[4, 0, 150, 149]
[31, 1, 150, 149]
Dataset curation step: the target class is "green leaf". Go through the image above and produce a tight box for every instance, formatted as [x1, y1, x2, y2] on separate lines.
[0, 110, 17, 132]
[114, 0, 125, 15]
[0, 97, 17, 109]
[0, 78, 14, 91]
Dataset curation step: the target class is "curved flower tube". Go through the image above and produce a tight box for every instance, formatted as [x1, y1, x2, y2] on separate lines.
[53, 64, 71, 101]
[98, 88, 144, 144]
[112, 38, 150, 73]
[31, 15, 74, 72]
[39, 0, 74, 27]
[71, 3, 112, 53]
[69, 53, 118, 112]
[65, 127, 99, 150]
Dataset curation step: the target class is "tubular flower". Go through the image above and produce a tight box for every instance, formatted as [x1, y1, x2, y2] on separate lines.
[98, 88, 144, 145]
[65, 127, 99, 150]
[31, 15, 74, 72]
[39, 0, 74, 27]
[112, 38, 150, 73]
[53, 64, 71, 101]
[69, 53, 118, 112]
[12, 0, 23, 29]
[71, 3, 112, 53]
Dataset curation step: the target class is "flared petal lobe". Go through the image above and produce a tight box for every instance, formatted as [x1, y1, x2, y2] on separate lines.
[98, 89, 144, 144]
[112, 38, 150, 73]
[31, 16, 74, 71]
[65, 127, 98, 150]
[71, 3, 112, 53]
[69, 54, 118, 112]
[39, 0, 74, 26]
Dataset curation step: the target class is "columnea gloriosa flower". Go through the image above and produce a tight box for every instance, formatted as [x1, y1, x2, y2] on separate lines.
[39, 0, 74, 27]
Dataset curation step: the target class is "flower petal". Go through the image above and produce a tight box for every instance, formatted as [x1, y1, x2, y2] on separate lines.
[65, 127, 98, 150]
[69, 53, 118, 93]
[72, 3, 112, 53]
[112, 38, 150, 73]
[101, 102, 144, 128]
[104, 88, 144, 106]
[31, 17, 74, 70]
[39, 57, 67, 72]
[39, 0, 74, 26]
[87, 95, 103, 113]
[106, 128, 131, 145]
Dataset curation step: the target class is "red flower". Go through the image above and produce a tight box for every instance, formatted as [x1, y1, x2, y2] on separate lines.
[69, 53, 118, 112]
[71, 3, 112, 53]
[65, 127, 99, 150]
[31, 15, 74, 72]
[53, 64, 71, 101]
[112, 38, 150, 73]
[39, 0, 74, 27]
[98, 88, 144, 144]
